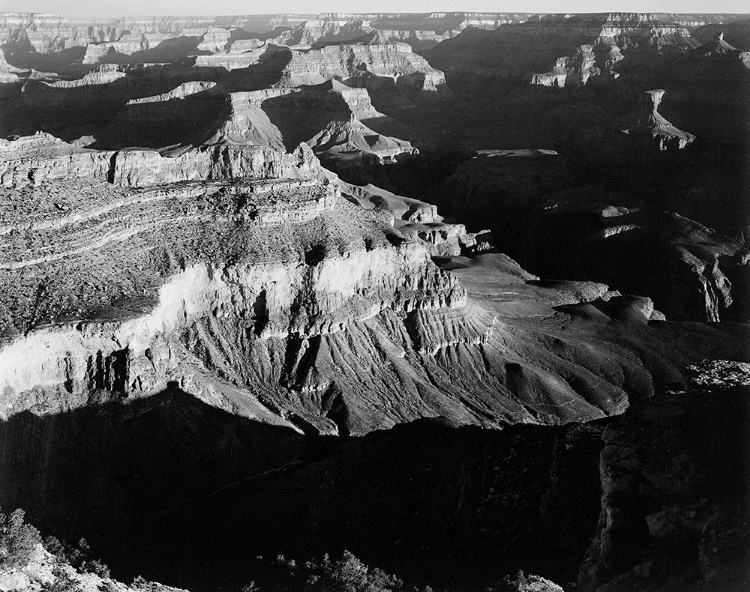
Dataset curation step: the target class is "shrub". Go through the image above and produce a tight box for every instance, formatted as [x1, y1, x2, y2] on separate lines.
[306, 550, 403, 592]
[43, 533, 110, 577]
[80, 558, 111, 578]
[40, 566, 82, 592]
[43, 535, 65, 558]
[0, 507, 42, 569]
[132, 575, 170, 591]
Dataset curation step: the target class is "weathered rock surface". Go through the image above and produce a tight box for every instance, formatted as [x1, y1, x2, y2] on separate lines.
[277, 40, 446, 91]
[339, 182, 486, 257]
[0, 10, 748, 592]
[425, 151, 749, 323]
[0, 48, 25, 83]
[0, 543, 186, 592]
[620, 89, 695, 150]
[579, 361, 750, 591]
[0, 132, 322, 189]
[307, 118, 418, 166]
[423, 13, 749, 91]
[2, 133, 747, 440]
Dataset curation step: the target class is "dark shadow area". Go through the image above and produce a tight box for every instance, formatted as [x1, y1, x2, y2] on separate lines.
[3, 44, 89, 76]
[0, 391, 607, 591]
[0, 53, 294, 141]
[0, 384, 307, 585]
[90, 88, 226, 149]
[212, 418, 607, 591]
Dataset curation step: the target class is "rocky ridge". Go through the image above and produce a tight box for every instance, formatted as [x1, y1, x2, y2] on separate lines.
[0, 12, 541, 57]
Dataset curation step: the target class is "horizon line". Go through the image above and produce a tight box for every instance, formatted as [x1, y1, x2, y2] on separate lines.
[2, 10, 749, 17]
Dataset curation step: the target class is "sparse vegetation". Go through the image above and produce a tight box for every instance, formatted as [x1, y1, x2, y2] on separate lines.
[40, 566, 83, 592]
[43, 535, 111, 578]
[0, 507, 42, 569]
[305, 550, 403, 592]
[262, 550, 407, 592]
[0, 508, 111, 591]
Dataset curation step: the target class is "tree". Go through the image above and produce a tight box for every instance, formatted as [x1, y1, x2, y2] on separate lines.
[0, 508, 42, 569]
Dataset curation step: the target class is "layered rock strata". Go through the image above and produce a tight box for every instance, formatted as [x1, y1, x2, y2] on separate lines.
[339, 182, 488, 256]
[0, 132, 321, 189]
[306, 118, 418, 166]
[423, 13, 743, 91]
[277, 41, 446, 90]
[3, 133, 747, 438]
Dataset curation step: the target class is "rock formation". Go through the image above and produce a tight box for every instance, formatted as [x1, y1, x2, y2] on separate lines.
[198, 89, 292, 149]
[0, 48, 25, 83]
[422, 13, 750, 92]
[579, 360, 750, 591]
[620, 89, 695, 150]
[0, 540, 185, 592]
[306, 117, 418, 166]
[339, 182, 487, 256]
[277, 41, 446, 91]
[433, 158, 749, 322]
[0, 9, 748, 592]
[3, 132, 745, 440]
[693, 20, 750, 51]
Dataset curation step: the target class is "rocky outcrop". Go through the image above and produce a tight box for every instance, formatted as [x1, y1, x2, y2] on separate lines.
[0, 48, 25, 83]
[197, 83, 409, 154]
[199, 89, 292, 149]
[579, 360, 750, 591]
[125, 80, 218, 104]
[193, 42, 279, 71]
[43, 63, 128, 87]
[277, 42, 446, 90]
[339, 182, 488, 257]
[306, 118, 418, 166]
[620, 89, 695, 150]
[196, 26, 232, 53]
[0, 132, 323, 189]
[530, 43, 621, 88]
[0, 542, 186, 592]
[693, 20, 750, 51]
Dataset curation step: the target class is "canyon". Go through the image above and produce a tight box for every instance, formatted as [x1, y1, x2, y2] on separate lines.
[0, 9, 748, 592]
